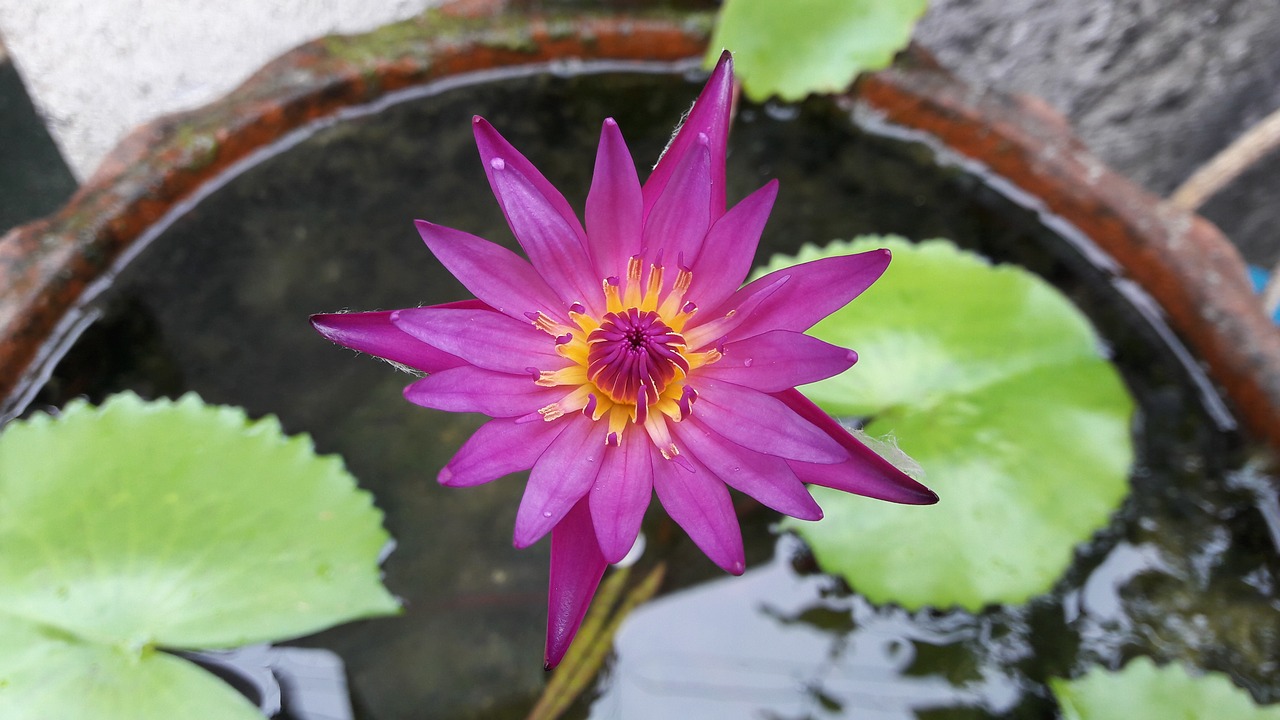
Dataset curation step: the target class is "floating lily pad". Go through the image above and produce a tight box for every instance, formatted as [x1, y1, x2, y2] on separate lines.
[1050, 657, 1280, 720]
[0, 393, 399, 719]
[775, 238, 1135, 610]
[0, 614, 263, 720]
[708, 0, 928, 101]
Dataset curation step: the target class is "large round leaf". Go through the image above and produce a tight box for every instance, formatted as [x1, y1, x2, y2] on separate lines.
[0, 392, 398, 647]
[774, 238, 1135, 609]
[1050, 657, 1280, 720]
[0, 393, 399, 719]
[0, 614, 263, 720]
[708, 0, 928, 101]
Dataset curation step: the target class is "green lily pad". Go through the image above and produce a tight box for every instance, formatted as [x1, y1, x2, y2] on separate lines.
[708, 0, 928, 101]
[1050, 657, 1280, 720]
[775, 238, 1135, 609]
[0, 393, 399, 718]
[0, 614, 263, 720]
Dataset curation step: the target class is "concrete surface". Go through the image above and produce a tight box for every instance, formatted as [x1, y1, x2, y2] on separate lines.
[0, 0, 439, 180]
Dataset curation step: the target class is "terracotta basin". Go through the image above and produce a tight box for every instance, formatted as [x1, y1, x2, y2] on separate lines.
[3, 2, 1279, 717]
[2, 2, 1277, 453]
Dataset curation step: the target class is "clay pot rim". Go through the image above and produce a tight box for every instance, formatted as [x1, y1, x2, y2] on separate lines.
[2, 2, 1278, 450]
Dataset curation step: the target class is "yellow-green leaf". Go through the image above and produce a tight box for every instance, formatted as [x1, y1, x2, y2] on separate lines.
[0, 393, 399, 719]
[1051, 658, 1280, 720]
[775, 238, 1135, 610]
[708, 0, 929, 101]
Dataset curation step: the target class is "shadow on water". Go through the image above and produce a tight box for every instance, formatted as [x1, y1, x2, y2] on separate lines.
[24, 64, 1280, 718]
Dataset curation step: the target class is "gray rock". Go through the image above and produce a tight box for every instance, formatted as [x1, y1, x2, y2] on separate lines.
[918, 0, 1280, 266]
[0, 34, 76, 234]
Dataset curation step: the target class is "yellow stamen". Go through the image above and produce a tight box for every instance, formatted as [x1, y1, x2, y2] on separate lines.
[530, 312, 574, 338]
[538, 385, 593, 421]
[607, 404, 630, 439]
[537, 366, 588, 387]
[569, 309, 599, 334]
[623, 257, 643, 308]
[555, 336, 590, 365]
[603, 279, 622, 313]
[686, 348, 722, 371]
[656, 267, 693, 319]
[643, 415, 679, 457]
[591, 394, 615, 422]
[674, 267, 692, 295]
[642, 264, 664, 311]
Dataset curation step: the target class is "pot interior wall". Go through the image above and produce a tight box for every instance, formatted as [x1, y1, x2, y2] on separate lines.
[23, 66, 1279, 719]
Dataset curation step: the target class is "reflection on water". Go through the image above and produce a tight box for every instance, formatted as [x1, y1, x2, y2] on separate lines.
[24, 64, 1279, 718]
[595, 535, 1021, 719]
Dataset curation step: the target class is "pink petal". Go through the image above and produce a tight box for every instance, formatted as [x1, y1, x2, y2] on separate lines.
[391, 307, 564, 375]
[699, 330, 858, 392]
[644, 50, 733, 223]
[712, 249, 892, 341]
[682, 273, 790, 351]
[589, 430, 653, 563]
[439, 417, 566, 487]
[415, 220, 566, 321]
[514, 418, 606, 548]
[403, 366, 563, 417]
[585, 118, 643, 279]
[473, 117, 601, 310]
[673, 418, 822, 521]
[776, 389, 938, 505]
[651, 444, 745, 575]
[687, 180, 778, 312]
[691, 377, 848, 464]
[311, 305, 479, 373]
[545, 497, 609, 669]
[641, 136, 711, 274]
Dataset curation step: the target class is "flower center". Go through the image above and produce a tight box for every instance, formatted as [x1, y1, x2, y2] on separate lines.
[587, 308, 689, 406]
[526, 256, 723, 450]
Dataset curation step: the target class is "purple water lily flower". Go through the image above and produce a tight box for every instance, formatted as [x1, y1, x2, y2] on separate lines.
[312, 52, 937, 669]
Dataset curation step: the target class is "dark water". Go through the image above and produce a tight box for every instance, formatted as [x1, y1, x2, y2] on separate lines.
[23, 62, 1280, 718]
